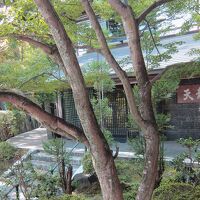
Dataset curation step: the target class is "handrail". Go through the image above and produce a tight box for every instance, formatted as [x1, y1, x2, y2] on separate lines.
[2, 183, 19, 200]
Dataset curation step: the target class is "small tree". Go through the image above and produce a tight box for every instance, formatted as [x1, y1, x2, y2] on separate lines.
[84, 61, 115, 145]
[43, 138, 73, 194]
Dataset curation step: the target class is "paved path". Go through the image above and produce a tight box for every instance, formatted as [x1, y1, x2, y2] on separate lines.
[7, 128, 189, 159]
[7, 128, 47, 150]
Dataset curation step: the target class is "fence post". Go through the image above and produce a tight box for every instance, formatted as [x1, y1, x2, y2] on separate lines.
[16, 185, 20, 200]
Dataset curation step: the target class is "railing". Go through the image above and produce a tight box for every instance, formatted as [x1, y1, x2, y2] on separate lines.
[50, 141, 80, 174]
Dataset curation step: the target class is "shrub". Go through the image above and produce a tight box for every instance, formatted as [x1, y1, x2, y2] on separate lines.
[0, 141, 16, 160]
[172, 138, 200, 185]
[82, 152, 94, 174]
[123, 182, 139, 200]
[32, 172, 59, 199]
[0, 110, 26, 141]
[115, 160, 143, 183]
[153, 182, 200, 200]
[40, 194, 87, 200]
[0, 111, 16, 141]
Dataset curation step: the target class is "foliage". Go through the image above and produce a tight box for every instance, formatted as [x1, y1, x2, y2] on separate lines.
[0, 41, 67, 93]
[123, 183, 139, 200]
[12, 109, 26, 133]
[40, 194, 88, 200]
[82, 152, 93, 174]
[172, 137, 200, 185]
[43, 138, 69, 161]
[128, 136, 145, 157]
[43, 138, 72, 194]
[86, 61, 115, 146]
[34, 92, 57, 105]
[102, 128, 115, 147]
[153, 182, 200, 200]
[0, 141, 16, 160]
[5, 161, 37, 200]
[0, 110, 27, 141]
[115, 160, 142, 200]
[178, 137, 200, 150]
[84, 61, 115, 92]
[5, 160, 60, 199]
[0, 111, 16, 140]
[91, 97, 112, 123]
[115, 160, 142, 184]
[82, 62, 116, 174]
[32, 172, 60, 199]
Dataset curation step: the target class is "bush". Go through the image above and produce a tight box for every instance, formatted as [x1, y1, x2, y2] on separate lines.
[115, 160, 142, 183]
[82, 152, 94, 174]
[0, 141, 16, 160]
[0, 111, 16, 141]
[40, 194, 87, 200]
[123, 183, 139, 200]
[153, 182, 200, 200]
[32, 172, 59, 199]
[0, 110, 26, 141]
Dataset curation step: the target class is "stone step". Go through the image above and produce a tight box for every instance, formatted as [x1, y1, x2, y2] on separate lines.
[31, 150, 84, 163]
[30, 158, 81, 173]
[30, 160, 57, 172]
[30, 156, 82, 169]
[69, 156, 82, 166]
[31, 151, 57, 162]
[30, 151, 82, 168]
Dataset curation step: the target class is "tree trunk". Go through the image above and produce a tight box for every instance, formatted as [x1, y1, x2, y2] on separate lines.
[59, 158, 67, 194]
[34, 1, 123, 199]
[66, 164, 73, 194]
[108, 2, 161, 199]
[136, 125, 160, 200]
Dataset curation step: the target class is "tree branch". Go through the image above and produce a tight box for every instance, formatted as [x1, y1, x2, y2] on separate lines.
[18, 72, 68, 89]
[18, 72, 46, 89]
[0, 89, 89, 146]
[144, 19, 161, 59]
[13, 34, 55, 55]
[81, 0, 146, 128]
[12, 34, 68, 77]
[108, 0, 127, 17]
[137, 0, 174, 23]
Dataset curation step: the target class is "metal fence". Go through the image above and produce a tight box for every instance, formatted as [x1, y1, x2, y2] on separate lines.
[61, 88, 131, 137]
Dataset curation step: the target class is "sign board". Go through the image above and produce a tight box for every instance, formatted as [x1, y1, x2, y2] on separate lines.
[177, 84, 200, 103]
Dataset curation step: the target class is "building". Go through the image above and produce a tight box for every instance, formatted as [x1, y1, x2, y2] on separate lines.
[49, 32, 200, 141]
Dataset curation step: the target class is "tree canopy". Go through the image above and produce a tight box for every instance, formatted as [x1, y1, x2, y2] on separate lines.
[0, 1, 199, 200]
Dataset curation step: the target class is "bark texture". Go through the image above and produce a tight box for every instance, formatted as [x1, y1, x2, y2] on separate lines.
[66, 164, 73, 194]
[108, 1, 163, 199]
[34, 1, 123, 199]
